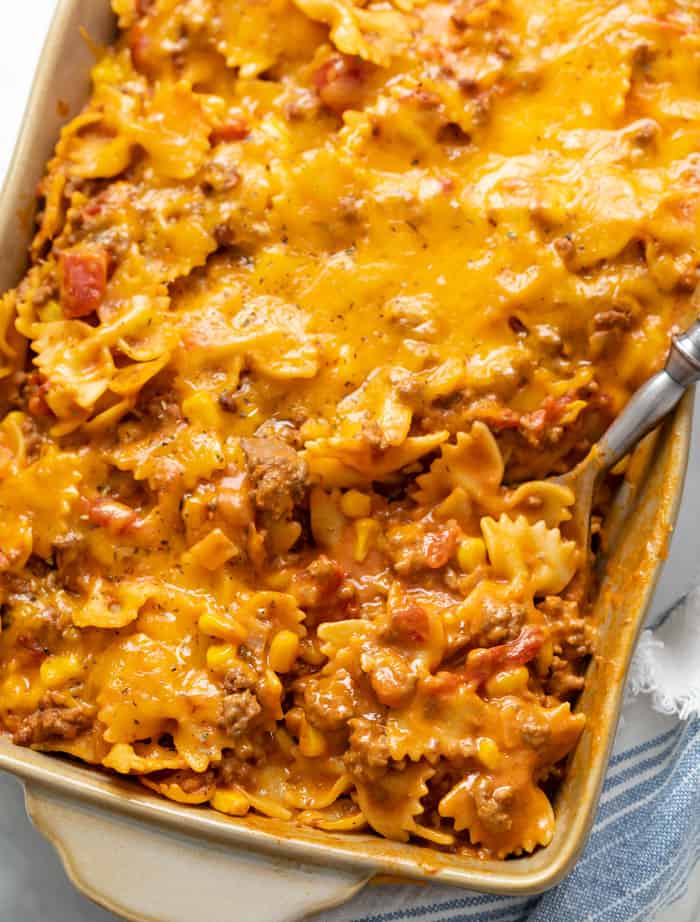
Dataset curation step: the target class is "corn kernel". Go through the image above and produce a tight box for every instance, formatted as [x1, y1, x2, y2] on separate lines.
[268, 630, 300, 673]
[87, 531, 117, 568]
[477, 737, 501, 770]
[267, 520, 302, 555]
[1, 673, 30, 706]
[259, 669, 283, 717]
[38, 300, 62, 323]
[535, 639, 554, 676]
[211, 788, 250, 816]
[275, 726, 296, 756]
[198, 611, 246, 644]
[354, 517, 381, 563]
[182, 392, 221, 428]
[341, 490, 371, 519]
[299, 718, 328, 758]
[435, 486, 472, 521]
[264, 570, 291, 591]
[485, 665, 530, 697]
[457, 537, 486, 572]
[185, 528, 238, 570]
[206, 643, 237, 673]
[40, 654, 82, 689]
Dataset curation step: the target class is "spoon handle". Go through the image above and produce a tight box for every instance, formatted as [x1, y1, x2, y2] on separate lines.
[597, 319, 700, 470]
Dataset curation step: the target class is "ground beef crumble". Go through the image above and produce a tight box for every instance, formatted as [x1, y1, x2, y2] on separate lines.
[218, 666, 262, 736]
[12, 691, 96, 746]
[473, 778, 515, 833]
[343, 716, 391, 783]
[241, 437, 308, 520]
[302, 667, 357, 731]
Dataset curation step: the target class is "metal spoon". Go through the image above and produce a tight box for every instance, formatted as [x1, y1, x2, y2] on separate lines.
[555, 318, 700, 595]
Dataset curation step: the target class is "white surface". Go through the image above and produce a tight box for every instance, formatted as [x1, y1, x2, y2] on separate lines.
[0, 4, 698, 921]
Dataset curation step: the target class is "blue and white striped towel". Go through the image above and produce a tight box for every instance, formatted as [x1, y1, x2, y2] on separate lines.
[320, 588, 700, 922]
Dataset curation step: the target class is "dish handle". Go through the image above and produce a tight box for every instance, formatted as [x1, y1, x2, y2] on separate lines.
[24, 781, 370, 922]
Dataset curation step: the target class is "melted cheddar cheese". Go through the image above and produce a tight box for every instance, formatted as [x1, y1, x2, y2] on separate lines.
[0, 0, 697, 857]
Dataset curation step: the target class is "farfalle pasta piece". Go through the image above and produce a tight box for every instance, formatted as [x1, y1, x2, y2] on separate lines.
[28, 289, 177, 426]
[0, 412, 29, 479]
[232, 763, 295, 820]
[67, 132, 134, 180]
[32, 320, 115, 415]
[109, 424, 228, 489]
[333, 368, 416, 448]
[294, 0, 415, 65]
[71, 577, 161, 630]
[317, 618, 375, 666]
[103, 742, 187, 775]
[283, 755, 353, 810]
[94, 632, 228, 771]
[141, 770, 216, 804]
[304, 431, 449, 486]
[414, 423, 504, 507]
[375, 585, 447, 673]
[246, 591, 308, 634]
[386, 682, 490, 762]
[441, 579, 535, 653]
[439, 772, 555, 858]
[0, 516, 33, 573]
[105, 294, 178, 363]
[504, 481, 575, 528]
[317, 593, 444, 708]
[186, 296, 319, 381]
[200, 591, 309, 718]
[297, 800, 367, 832]
[128, 81, 216, 180]
[31, 171, 67, 255]
[37, 730, 111, 766]
[0, 290, 23, 381]
[386, 674, 584, 767]
[522, 701, 586, 769]
[109, 353, 172, 398]
[0, 447, 88, 562]
[481, 514, 579, 595]
[354, 762, 435, 842]
[214, 0, 317, 77]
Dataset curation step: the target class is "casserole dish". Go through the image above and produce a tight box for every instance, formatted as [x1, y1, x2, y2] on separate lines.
[0, 1, 693, 920]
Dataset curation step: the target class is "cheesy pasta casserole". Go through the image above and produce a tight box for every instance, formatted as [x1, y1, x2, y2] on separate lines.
[0, 0, 697, 858]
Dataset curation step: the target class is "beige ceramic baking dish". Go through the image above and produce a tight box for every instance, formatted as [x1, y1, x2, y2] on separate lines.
[0, 2, 693, 920]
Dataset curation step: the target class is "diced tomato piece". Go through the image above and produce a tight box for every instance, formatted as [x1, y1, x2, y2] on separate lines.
[216, 472, 253, 528]
[26, 372, 51, 417]
[423, 523, 460, 569]
[313, 55, 367, 115]
[16, 634, 48, 663]
[464, 625, 544, 687]
[384, 602, 430, 644]
[521, 396, 573, 437]
[87, 497, 140, 535]
[82, 199, 104, 219]
[483, 406, 521, 431]
[130, 23, 154, 73]
[60, 247, 108, 318]
[423, 670, 461, 697]
[210, 117, 250, 144]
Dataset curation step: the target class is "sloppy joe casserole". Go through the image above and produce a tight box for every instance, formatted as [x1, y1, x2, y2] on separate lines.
[0, 0, 697, 859]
